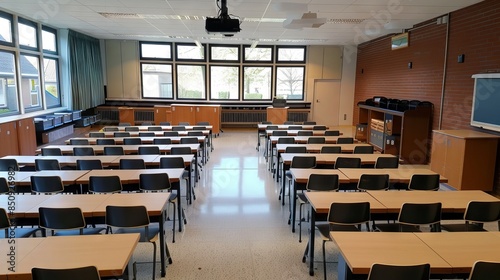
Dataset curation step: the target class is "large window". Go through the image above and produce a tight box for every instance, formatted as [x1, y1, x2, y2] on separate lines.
[42, 27, 57, 53]
[140, 42, 171, 60]
[210, 66, 239, 100]
[20, 54, 41, 110]
[43, 58, 60, 107]
[243, 67, 272, 100]
[277, 46, 306, 62]
[244, 46, 272, 62]
[0, 12, 13, 44]
[18, 18, 38, 49]
[276, 67, 304, 100]
[0, 51, 18, 115]
[210, 45, 239, 62]
[142, 63, 173, 98]
[176, 44, 205, 61]
[177, 65, 206, 99]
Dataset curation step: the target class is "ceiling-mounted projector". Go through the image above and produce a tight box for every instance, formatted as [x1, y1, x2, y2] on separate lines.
[206, 0, 241, 36]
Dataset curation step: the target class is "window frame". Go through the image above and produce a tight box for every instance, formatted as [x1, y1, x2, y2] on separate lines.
[140, 62, 174, 100]
[243, 45, 274, 63]
[139, 41, 172, 61]
[209, 64, 240, 101]
[41, 25, 58, 54]
[242, 65, 273, 101]
[175, 63, 207, 100]
[19, 53, 42, 112]
[276, 45, 306, 63]
[175, 43, 206, 62]
[0, 50, 19, 116]
[275, 66, 305, 101]
[0, 11, 14, 47]
[17, 17, 39, 51]
[209, 44, 240, 63]
[43, 57, 62, 108]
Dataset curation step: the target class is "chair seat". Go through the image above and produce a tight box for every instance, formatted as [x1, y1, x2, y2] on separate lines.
[316, 223, 360, 240]
[375, 223, 422, 232]
[53, 228, 105, 236]
[297, 193, 308, 204]
[441, 223, 486, 232]
[1, 228, 40, 238]
[115, 225, 159, 242]
[168, 192, 178, 201]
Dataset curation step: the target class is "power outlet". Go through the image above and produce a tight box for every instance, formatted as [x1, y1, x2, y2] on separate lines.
[344, 114, 347, 120]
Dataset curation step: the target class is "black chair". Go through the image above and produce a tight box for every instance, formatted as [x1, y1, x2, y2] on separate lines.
[272, 137, 295, 174]
[103, 146, 124, 155]
[312, 125, 327, 130]
[89, 132, 105, 138]
[159, 157, 192, 203]
[303, 202, 371, 280]
[272, 130, 288, 136]
[35, 159, 60, 171]
[0, 158, 19, 171]
[105, 205, 167, 280]
[285, 146, 307, 154]
[172, 126, 186, 131]
[187, 131, 203, 136]
[69, 139, 89, 145]
[76, 159, 103, 170]
[375, 157, 399, 168]
[159, 122, 171, 126]
[303, 121, 316, 125]
[282, 156, 316, 207]
[196, 121, 210, 126]
[180, 137, 199, 144]
[120, 159, 146, 169]
[284, 121, 294, 125]
[297, 131, 313, 136]
[336, 137, 354, 144]
[1, 208, 40, 238]
[139, 132, 155, 137]
[139, 173, 183, 242]
[89, 175, 122, 193]
[408, 174, 440, 191]
[0, 177, 8, 194]
[113, 132, 130, 137]
[96, 138, 115, 145]
[441, 201, 500, 232]
[118, 122, 131, 126]
[73, 147, 95, 156]
[324, 130, 340, 136]
[375, 202, 442, 232]
[288, 125, 303, 130]
[164, 131, 179, 136]
[141, 121, 153, 125]
[469, 261, 500, 280]
[307, 137, 326, 144]
[357, 174, 389, 191]
[170, 146, 192, 155]
[178, 122, 190, 125]
[103, 126, 118, 131]
[353, 145, 374, 154]
[367, 263, 430, 280]
[41, 148, 62, 156]
[38, 207, 104, 236]
[297, 174, 339, 242]
[123, 138, 142, 145]
[320, 146, 341, 154]
[153, 138, 172, 144]
[138, 146, 161, 155]
[192, 126, 206, 131]
[148, 126, 163, 131]
[32, 266, 101, 280]
[334, 157, 361, 169]
[124, 126, 139, 132]
[30, 175, 64, 194]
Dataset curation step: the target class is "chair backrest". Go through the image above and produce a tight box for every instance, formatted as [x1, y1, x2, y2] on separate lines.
[285, 146, 307, 153]
[321, 146, 341, 154]
[123, 138, 142, 145]
[178, 122, 190, 125]
[0, 158, 19, 171]
[138, 146, 161, 155]
[103, 127, 118, 132]
[32, 266, 101, 280]
[303, 121, 316, 125]
[288, 125, 303, 130]
[398, 202, 442, 228]
[35, 159, 60, 171]
[118, 122, 131, 126]
[306, 174, 339, 191]
[277, 137, 295, 144]
[89, 175, 122, 193]
[469, 261, 500, 280]
[119, 159, 146, 169]
[141, 121, 153, 125]
[0, 177, 9, 194]
[73, 147, 95, 156]
[153, 138, 172, 144]
[307, 137, 326, 144]
[197, 121, 210, 125]
[159, 157, 185, 169]
[266, 125, 278, 131]
[172, 126, 186, 131]
[180, 137, 199, 144]
[170, 147, 192, 155]
[290, 156, 316, 169]
[367, 263, 430, 280]
[148, 126, 163, 131]
[30, 175, 64, 194]
[353, 145, 374, 154]
[96, 138, 115, 145]
[328, 202, 371, 227]
[39, 207, 86, 233]
[103, 146, 124, 155]
[324, 130, 340, 136]
[164, 131, 179, 136]
[187, 131, 204, 136]
[106, 205, 150, 228]
[0, 208, 11, 228]
[261, 121, 272, 125]
[337, 137, 354, 144]
[284, 121, 294, 125]
[76, 159, 103, 170]
[375, 157, 399, 168]
[272, 130, 288, 136]
[41, 148, 62, 156]
[464, 201, 500, 224]
[334, 157, 361, 169]
[139, 173, 171, 192]
[113, 132, 130, 137]
[89, 132, 105, 138]
[192, 126, 206, 131]
[357, 174, 389, 191]
[69, 139, 89, 145]
[312, 125, 327, 130]
[297, 131, 313, 136]
[139, 132, 155, 137]
[408, 174, 440, 191]
[124, 126, 139, 132]
[159, 122, 171, 126]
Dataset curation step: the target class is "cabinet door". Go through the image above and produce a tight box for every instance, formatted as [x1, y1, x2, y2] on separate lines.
[154, 107, 167, 124]
[171, 106, 196, 125]
[17, 118, 37, 155]
[0, 122, 19, 156]
[444, 137, 465, 189]
[430, 133, 448, 175]
[195, 106, 220, 134]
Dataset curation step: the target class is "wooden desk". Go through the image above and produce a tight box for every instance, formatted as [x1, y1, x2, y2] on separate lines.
[338, 167, 448, 184]
[331, 232, 452, 279]
[305, 193, 388, 276]
[2, 155, 121, 167]
[0, 171, 37, 183]
[276, 143, 371, 154]
[65, 136, 206, 145]
[89, 130, 210, 137]
[256, 124, 325, 151]
[38, 144, 172, 155]
[0, 194, 52, 218]
[17, 170, 90, 186]
[101, 125, 213, 132]
[0, 234, 139, 279]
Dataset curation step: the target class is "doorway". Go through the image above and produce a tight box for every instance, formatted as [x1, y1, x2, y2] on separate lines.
[312, 80, 341, 126]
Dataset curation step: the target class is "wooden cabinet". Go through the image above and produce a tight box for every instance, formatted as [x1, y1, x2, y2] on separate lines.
[0, 121, 19, 157]
[154, 105, 172, 124]
[266, 107, 288, 124]
[358, 104, 432, 164]
[17, 118, 37, 155]
[118, 107, 135, 125]
[171, 105, 196, 125]
[430, 130, 499, 191]
[154, 104, 222, 134]
[195, 105, 221, 134]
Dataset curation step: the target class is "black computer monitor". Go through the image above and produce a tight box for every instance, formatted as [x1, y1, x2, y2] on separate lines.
[272, 98, 287, 108]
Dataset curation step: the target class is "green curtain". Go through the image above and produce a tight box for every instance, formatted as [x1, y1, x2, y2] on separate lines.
[68, 30, 105, 110]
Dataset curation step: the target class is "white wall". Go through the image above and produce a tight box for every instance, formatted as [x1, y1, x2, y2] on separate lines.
[339, 45, 357, 126]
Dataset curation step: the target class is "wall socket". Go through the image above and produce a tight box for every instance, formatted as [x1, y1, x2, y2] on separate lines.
[344, 114, 347, 120]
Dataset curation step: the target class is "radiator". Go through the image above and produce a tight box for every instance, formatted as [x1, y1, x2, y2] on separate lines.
[134, 110, 154, 122]
[221, 109, 309, 126]
[96, 108, 119, 122]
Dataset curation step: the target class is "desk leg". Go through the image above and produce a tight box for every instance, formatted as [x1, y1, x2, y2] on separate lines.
[309, 206, 316, 276]
[256, 130, 260, 151]
[290, 178, 296, 230]
[338, 253, 348, 280]
[159, 209, 173, 277]
[281, 161, 286, 206]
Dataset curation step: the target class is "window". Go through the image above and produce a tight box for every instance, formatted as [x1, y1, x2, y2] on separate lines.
[0, 51, 19, 115]
[42, 27, 57, 53]
[276, 67, 304, 100]
[243, 66, 272, 100]
[210, 66, 239, 100]
[141, 63, 173, 98]
[0, 11, 13, 44]
[244, 46, 272, 62]
[18, 19, 38, 49]
[210, 45, 239, 62]
[20, 54, 41, 110]
[43, 58, 61, 107]
[176, 65, 206, 99]
[140, 42, 171, 60]
[176, 44, 205, 61]
[277, 46, 306, 62]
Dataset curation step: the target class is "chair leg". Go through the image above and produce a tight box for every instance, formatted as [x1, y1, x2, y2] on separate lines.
[322, 240, 327, 280]
[172, 202, 176, 243]
[302, 240, 309, 263]
[298, 203, 303, 242]
[151, 242, 157, 280]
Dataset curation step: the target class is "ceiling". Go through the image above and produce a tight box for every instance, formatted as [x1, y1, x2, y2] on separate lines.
[0, 0, 483, 45]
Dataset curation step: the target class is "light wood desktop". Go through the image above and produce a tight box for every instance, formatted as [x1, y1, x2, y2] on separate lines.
[276, 143, 371, 154]
[1, 155, 121, 167]
[64, 136, 206, 145]
[338, 168, 447, 184]
[101, 125, 213, 131]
